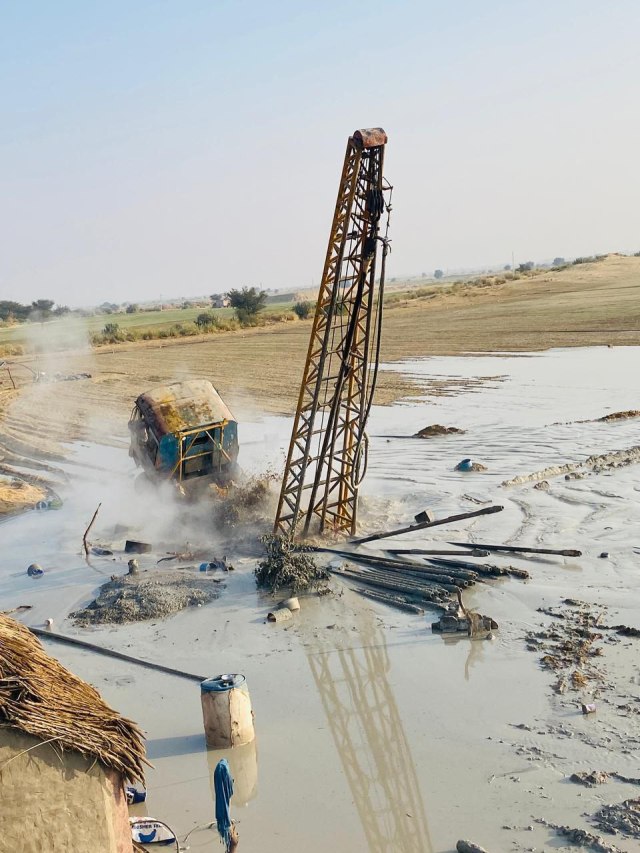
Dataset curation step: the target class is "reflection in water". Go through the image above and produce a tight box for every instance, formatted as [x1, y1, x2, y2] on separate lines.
[207, 739, 258, 807]
[437, 633, 488, 681]
[307, 617, 433, 853]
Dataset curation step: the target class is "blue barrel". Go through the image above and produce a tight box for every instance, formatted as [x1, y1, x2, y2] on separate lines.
[200, 674, 254, 748]
[201, 674, 246, 693]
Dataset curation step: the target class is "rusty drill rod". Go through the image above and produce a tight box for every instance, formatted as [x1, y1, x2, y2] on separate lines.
[447, 541, 582, 557]
[350, 505, 504, 546]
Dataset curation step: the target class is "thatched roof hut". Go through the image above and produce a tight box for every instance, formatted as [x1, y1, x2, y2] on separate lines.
[0, 615, 148, 853]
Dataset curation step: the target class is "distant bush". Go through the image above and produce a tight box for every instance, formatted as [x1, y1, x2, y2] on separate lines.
[517, 261, 534, 273]
[552, 257, 565, 266]
[293, 301, 313, 319]
[434, 269, 444, 279]
[227, 286, 267, 324]
[196, 311, 219, 329]
[126, 304, 139, 314]
[572, 254, 607, 265]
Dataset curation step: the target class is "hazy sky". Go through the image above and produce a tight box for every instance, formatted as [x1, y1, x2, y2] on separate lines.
[2, 1, 639, 306]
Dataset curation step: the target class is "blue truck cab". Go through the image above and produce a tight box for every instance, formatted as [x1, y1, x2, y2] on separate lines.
[129, 379, 239, 486]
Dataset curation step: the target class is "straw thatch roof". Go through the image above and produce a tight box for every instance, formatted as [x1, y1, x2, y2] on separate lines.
[0, 615, 147, 783]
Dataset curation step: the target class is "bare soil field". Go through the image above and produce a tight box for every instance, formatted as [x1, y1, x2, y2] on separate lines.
[1, 254, 639, 471]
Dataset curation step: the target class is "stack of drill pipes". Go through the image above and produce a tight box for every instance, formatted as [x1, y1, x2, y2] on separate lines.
[359, 560, 475, 586]
[424, 556, 521, 577]
[335, 564, 458, 596]
[325, 548, 479, 582]
[352, 587, 427, 615]
[339, 572, 452, 605]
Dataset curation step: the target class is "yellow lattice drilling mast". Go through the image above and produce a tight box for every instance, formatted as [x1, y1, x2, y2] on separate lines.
[274, 128, 392, 539]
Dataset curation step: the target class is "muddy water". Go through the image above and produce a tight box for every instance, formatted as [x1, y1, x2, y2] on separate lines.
[2, 346, 640, 853]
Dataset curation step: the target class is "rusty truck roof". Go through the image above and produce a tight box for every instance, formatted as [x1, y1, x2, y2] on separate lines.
[135, 379, 235, 438]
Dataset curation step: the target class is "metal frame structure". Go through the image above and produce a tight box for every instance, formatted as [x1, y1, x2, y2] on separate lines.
[274, 128, 391, 538]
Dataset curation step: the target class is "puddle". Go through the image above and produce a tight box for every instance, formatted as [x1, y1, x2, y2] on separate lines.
[2, 346, 640, 852]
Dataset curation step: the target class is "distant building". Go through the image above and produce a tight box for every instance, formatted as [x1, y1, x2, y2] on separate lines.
[210, 295, 231, 308]
[0, 615, 147, 853]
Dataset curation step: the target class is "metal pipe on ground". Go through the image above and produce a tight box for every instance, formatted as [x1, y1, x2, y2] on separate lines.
[320, 550, 477, 580]
[30, 627, 207, 682]
[320, 548, 479, 581]
[352, 587, 426, 615]
[447, 541, 582, 557]
[349, 505, 504, 546]
[351, 565, 469, 590]
[425, 557, 530, 579]
[334, 566, 456, 597]
[388, 548, 491, 558]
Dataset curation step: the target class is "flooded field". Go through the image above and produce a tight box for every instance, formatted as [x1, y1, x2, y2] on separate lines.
[2, 346, 639, 853]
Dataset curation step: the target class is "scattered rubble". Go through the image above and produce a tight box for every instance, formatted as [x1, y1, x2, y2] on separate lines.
[503, 444, 640, 486]
[71, 571, 224, 624]
[535, 818, 625, 853]
[593, 798, 640, 840]
[526, 601, 607, 692]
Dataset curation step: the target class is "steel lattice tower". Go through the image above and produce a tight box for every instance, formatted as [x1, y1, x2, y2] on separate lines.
[274, 128, 391, 539]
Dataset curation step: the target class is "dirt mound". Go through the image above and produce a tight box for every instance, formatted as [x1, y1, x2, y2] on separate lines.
[596, 410, 640, 422]
[0, 475, 46, 515]
[503, 444, 640, 486]
[413, 424, 465, 438]
[71, 570, 223, 625]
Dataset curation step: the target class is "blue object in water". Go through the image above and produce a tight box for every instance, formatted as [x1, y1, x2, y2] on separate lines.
[214, 758, 234, 852]
[455, 458, 473, 471]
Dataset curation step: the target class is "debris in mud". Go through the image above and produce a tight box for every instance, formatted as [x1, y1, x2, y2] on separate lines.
[593, 797, 640, 840]
[91, 546, 113, 556]
[71, 570, 224, 625]
[571, 771, 610, 787]
[413, 424, 465, 438]
[455, 458, 487, 472]
[433, 589, 497, 638]
[503, 444, 640, 486]
[535, 818, 625, 853]
[608, 624, 640, 637]
[125, 539, 152, 554]
[461, 493, 491, 505]
[255, 535, 329, 594]
[533, 479, 550, 490]
[526, 601, 608, 691]
[212, 473, 278, 531]
[456, 841, 490, 853]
